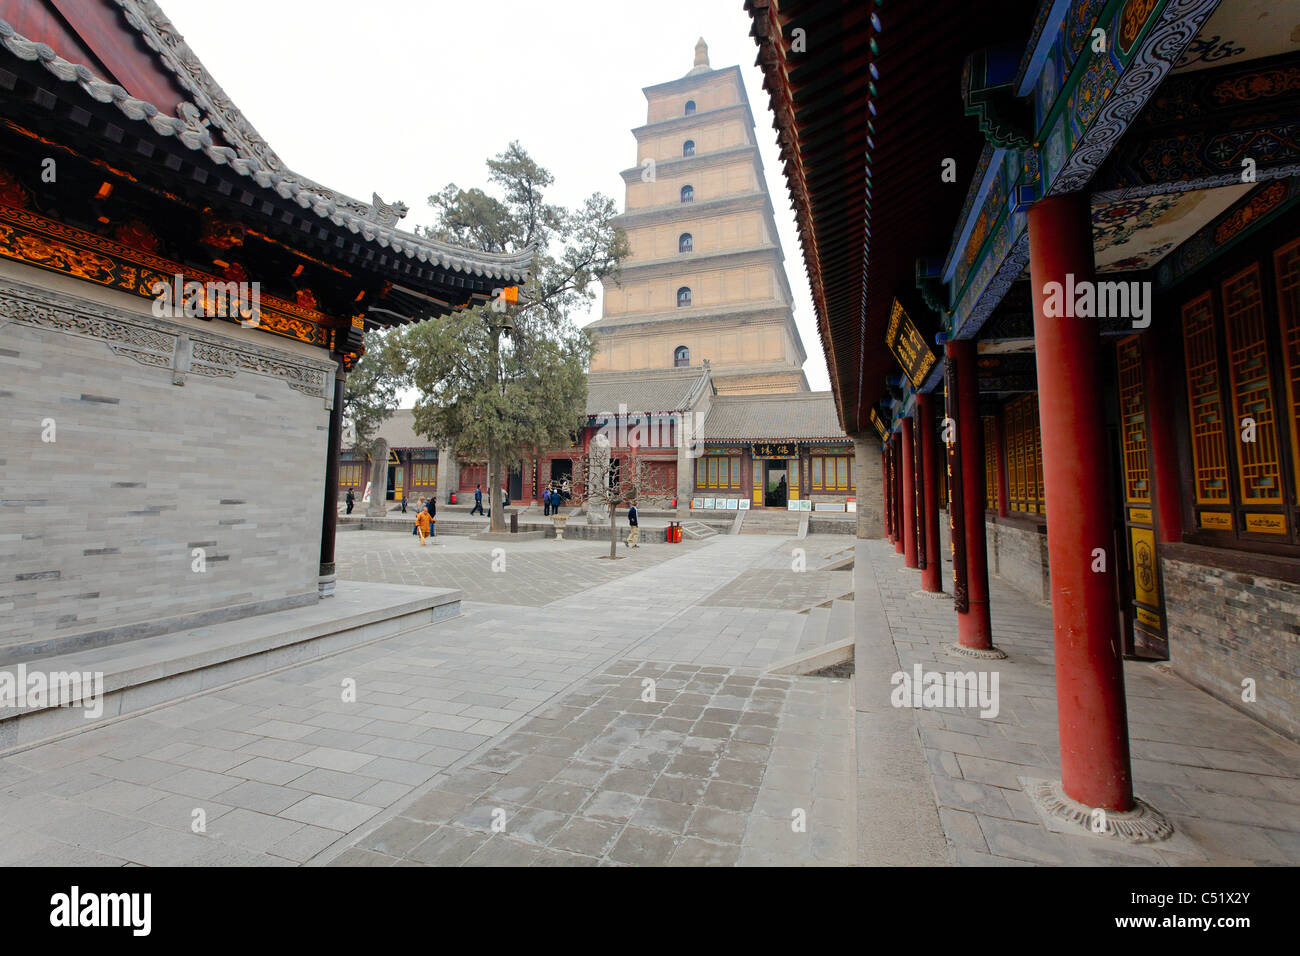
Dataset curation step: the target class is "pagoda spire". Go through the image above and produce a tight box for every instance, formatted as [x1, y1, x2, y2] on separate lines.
[688, 37, 710, 75]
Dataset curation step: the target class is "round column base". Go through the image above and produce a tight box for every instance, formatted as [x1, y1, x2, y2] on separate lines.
[318, 572, 337, 598]
[1026, 778, 1174, 844]
[910, 589, 950, 600]
[946, 641, 1007, 660]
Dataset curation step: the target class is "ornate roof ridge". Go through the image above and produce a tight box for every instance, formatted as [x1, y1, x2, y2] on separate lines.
[0, 5, 532, 282]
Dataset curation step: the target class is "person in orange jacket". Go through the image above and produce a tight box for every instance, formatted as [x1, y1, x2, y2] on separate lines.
[415, 506, 432, 545]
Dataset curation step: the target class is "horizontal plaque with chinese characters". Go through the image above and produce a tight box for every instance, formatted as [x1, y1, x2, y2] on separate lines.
[886, 299, 938, 389]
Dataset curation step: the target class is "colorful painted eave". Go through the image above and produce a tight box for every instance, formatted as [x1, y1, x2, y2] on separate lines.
[942, 0, 1225, 342]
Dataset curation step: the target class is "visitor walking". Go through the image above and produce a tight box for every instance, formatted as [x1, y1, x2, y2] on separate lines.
[345, 488, 355, 515]
[412, 497, 425, 535]
[426, 497, 436, 538]
[542, 486, 551, 516]
[470, 484, 484, 516]
[415, 506, 431, 546]
[624, 502, 640, 549]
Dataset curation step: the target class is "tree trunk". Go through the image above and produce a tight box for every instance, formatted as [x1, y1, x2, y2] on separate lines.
[488, 448, 506, 534]
[609, 504, 617, 559]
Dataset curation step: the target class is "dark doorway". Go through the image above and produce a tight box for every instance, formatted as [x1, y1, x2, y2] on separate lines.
[765, 462, 788, 508]
[508, 466, 522, 503]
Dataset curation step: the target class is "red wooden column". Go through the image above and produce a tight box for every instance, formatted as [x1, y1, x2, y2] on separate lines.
[945, 339, 995, 650]
[881, 447, 892, 540]
[993, 409, 1010, 518]
[1028, 192, 1134, 813]
[900, 417, 919, 567]
[918, 392, 943, 592]
[891, 434, 905, 554]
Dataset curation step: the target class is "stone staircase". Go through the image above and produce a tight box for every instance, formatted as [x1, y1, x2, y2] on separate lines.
[767, 596, 855, 675]
[680, 520, 718, 540]
[738, 509, 802, 536]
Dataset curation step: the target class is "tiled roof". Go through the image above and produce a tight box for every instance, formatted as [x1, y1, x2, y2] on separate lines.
[0, 2, 531, 283]
[372, 409, 431, 450]
[586, 367, 712, 415]
[701, 392, 847, 441]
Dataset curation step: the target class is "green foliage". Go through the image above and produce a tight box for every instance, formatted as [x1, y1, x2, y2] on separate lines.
[342, 329, 407, 451]
[402, 141, 628, 463]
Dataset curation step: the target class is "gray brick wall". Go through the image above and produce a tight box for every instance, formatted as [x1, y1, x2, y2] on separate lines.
[0, 278, 334, 646]
[1163, 557, 1300, 742]
[987, 519, 1051, 602]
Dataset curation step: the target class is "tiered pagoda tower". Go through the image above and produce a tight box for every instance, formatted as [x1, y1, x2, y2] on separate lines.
[589, 39, 809, 394]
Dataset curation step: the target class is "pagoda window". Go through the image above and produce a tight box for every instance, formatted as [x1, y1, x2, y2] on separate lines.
[677, 287, 692, 308]
[683, 140, 695, 157]
[684, 100, 696, 116]
[681, 185, 694, 203]
[679, 233, 693, 253]
[675, 345, 690, 367]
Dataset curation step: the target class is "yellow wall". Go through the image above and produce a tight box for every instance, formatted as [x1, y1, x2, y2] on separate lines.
[645, 73, 741, 124]
[590, 320, 800, 372]
[625, 159, 758, 210]
[603, 264, 781, 316]
[622, 211, 770, 261]
[637, 119, 751, 164]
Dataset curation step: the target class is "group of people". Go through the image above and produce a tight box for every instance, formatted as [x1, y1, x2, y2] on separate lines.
[541, 483, 570, 516]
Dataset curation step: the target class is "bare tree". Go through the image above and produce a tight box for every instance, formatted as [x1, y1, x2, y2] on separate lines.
[562, 434, 676, 559]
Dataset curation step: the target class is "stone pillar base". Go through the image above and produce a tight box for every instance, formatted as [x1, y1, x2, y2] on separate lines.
[945, 641, 1007, 661]
[318, 571, 337, 598]
[1025, 778, 1173, 844]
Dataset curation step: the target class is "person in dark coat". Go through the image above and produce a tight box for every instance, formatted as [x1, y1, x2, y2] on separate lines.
[470, 484, 484, 516]
[345, 489, 355, 514]
[543, 486, 552, 516]
[624, 502, 640, 548]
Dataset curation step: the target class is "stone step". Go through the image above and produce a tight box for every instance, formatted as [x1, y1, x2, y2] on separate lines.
[681, 521, 717, 539]
[796, 605, 832, 655]
[0, 582, 460, 754]
[827, 598, 855, 646]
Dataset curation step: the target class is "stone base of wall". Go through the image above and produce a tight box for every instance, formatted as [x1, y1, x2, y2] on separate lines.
[1163, 555, 1300, 742]
[987, 518, 1051, 603]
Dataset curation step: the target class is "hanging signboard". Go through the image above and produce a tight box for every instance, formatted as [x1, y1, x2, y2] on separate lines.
[753, 442, 799, 459]
[869, 408, 889, 443]
[886, 298, 938, 389]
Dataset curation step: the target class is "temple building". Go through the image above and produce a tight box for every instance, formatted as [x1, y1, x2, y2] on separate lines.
[749, 0, 1300, 838]
[0, 0, 529, 656]
[588, 38, 810, 395]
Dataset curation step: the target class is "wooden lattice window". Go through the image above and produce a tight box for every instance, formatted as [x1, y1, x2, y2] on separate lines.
[1116, 337, 1150, 504]
[696, 455, 740, 490]
[1223, 264, 1283, 504]
[1004, 395, 1044, 515]
[409, 463, 437, 488]
[811, 455, 853, 492]
[1182, 292, 1231, 504]
[1276, 238, 1300, 503]
[339, 464, 362, 487]
[983, 416, 998, 511]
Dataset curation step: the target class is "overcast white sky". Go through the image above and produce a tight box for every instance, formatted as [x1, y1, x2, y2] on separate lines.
[160, 0, 829, 391]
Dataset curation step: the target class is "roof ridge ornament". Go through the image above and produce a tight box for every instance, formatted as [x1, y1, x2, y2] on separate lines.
[366, 193, 409, 226]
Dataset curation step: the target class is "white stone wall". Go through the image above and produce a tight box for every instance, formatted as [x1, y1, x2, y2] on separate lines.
[0, 274, 335, 648]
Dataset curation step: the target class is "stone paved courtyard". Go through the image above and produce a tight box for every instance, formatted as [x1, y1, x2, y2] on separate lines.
[2, 528, 1297, 866]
